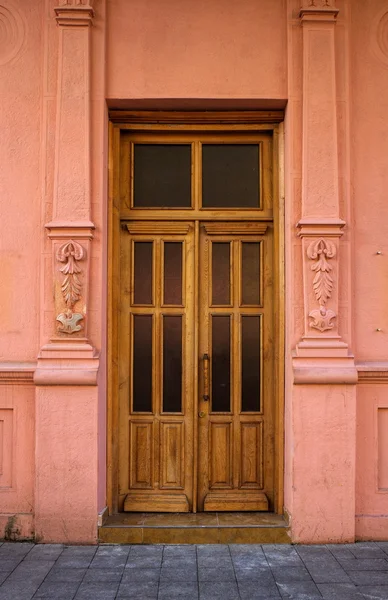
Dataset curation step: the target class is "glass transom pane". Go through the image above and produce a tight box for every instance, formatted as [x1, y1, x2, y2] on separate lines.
[202, 144, 260, 208]
[134, 144, 191, 208]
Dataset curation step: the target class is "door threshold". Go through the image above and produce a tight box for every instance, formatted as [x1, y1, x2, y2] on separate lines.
[98, 512, 290, 544]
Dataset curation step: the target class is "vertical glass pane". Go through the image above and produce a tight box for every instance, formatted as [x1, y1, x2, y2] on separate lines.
[212, 243, 230, 305]
[163, 242, 183, 305]
[134, 242, 153, 305]
[242, 242, 261, 305]
[202, 144, 260, 208]
[133, 315, 153, 412]
[134, 144, 191, 208]
[211, 316, 231, 412]
[241, 316, 261, 412]
[163, 316, 182, 412]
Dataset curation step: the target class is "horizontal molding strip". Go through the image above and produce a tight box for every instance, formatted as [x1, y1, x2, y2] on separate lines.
[124, 222, 191, 235]
[357, 362, 388, 384]
[110, 110, 285, 124]
[0, 362, 36, 385]
[204, 222, 268, 235]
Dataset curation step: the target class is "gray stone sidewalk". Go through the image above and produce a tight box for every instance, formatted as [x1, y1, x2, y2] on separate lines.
[1, 542, 388, 599]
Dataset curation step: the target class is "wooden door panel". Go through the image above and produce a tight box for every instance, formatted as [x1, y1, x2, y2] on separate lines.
[120, 223, 194, 512]
[160, 421, 184, 489]
[198, 222, 273, 512]
[120, 220, 273, 513]
[209, 422, 233, 488]
[129, 421, 153, 489]
[240, 422, 263, 488]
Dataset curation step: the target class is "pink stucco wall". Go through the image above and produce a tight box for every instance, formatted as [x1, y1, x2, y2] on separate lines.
[351, 0, 388, 540]
[0, 0, 387, 543]
[106, 0, 287, 101]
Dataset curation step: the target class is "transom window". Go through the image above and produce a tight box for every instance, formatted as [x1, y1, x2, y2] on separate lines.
[127, 135, 267, 212]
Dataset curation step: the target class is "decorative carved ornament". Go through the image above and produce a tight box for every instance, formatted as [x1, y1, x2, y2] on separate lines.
[0, 3, 26, 66]
[56, 240, 85, 334]
[370, 10, 388, 68]
[307, 238, 337, 332]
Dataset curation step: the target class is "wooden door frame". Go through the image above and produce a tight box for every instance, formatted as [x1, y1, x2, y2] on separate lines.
[107, 111, 285, 516]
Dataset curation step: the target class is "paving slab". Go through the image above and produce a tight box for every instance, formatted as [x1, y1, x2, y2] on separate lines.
[116, 581, 158, 598]
[318, 582, 365, 599]
[238, 581, 281, 598]
[158, 581, 198, 599]
[33, 580, 80, 599]
[359, 586, 388, 599]
[1, 542, 388, 598]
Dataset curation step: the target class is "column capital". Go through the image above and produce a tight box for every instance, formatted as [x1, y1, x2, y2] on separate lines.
[297, 218, 346, 238]
[300, 2, 338, 23]
[45, 220, 95, 240]
[55, 1, 94, 27]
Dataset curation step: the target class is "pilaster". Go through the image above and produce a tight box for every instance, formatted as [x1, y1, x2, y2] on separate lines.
[292, 1, 356, 384]
[34, 0, 98, 386]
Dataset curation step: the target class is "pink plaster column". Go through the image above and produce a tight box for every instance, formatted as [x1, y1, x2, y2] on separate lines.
[293, 1, 356, 383]
[290, 1, 357, 543]
[35, 0, 98, 384]
[34, 0, 99, 543]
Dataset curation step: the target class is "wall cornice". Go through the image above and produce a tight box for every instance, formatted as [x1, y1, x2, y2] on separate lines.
[0, 362, 36, 385]
[357, 362, 388, 384]
[299, 7, 339, 23]
[55, 1, 94, 27]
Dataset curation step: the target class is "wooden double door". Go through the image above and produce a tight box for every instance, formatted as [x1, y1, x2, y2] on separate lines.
[119, 219, 274, 512]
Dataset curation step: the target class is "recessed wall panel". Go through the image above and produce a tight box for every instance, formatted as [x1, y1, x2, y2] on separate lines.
[0, 410, 12, 488]
[378, 408, 388, 490]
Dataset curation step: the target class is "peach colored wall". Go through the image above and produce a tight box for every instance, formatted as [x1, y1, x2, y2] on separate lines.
[0, 0, 43, 540]
[90, 0, 107, 514]
[351, 0, 388, 540]
[356, 385, 388, 540]
[35, 387, 98, 543]
[0, 0, 42, 361]
[1, 0, 388, 544]
[106, 0, 287, 101]
[291, 385, 356, 543]
[351, 1, 388, 362]
[0, 383, 35, 539]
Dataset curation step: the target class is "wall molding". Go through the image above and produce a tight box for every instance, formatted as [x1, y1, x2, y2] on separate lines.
[0, 362, 36, 385]
[357, 362, 388, 384]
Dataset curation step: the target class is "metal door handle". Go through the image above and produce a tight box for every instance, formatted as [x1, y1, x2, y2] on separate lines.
[203, 353, 210, 401]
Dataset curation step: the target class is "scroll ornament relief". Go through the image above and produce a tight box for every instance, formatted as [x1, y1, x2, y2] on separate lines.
[56, 240, 85, 334]
[307, 238, 337, 332]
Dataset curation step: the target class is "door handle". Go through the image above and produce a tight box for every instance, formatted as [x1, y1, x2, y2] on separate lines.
[203, 353, 210, 401]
